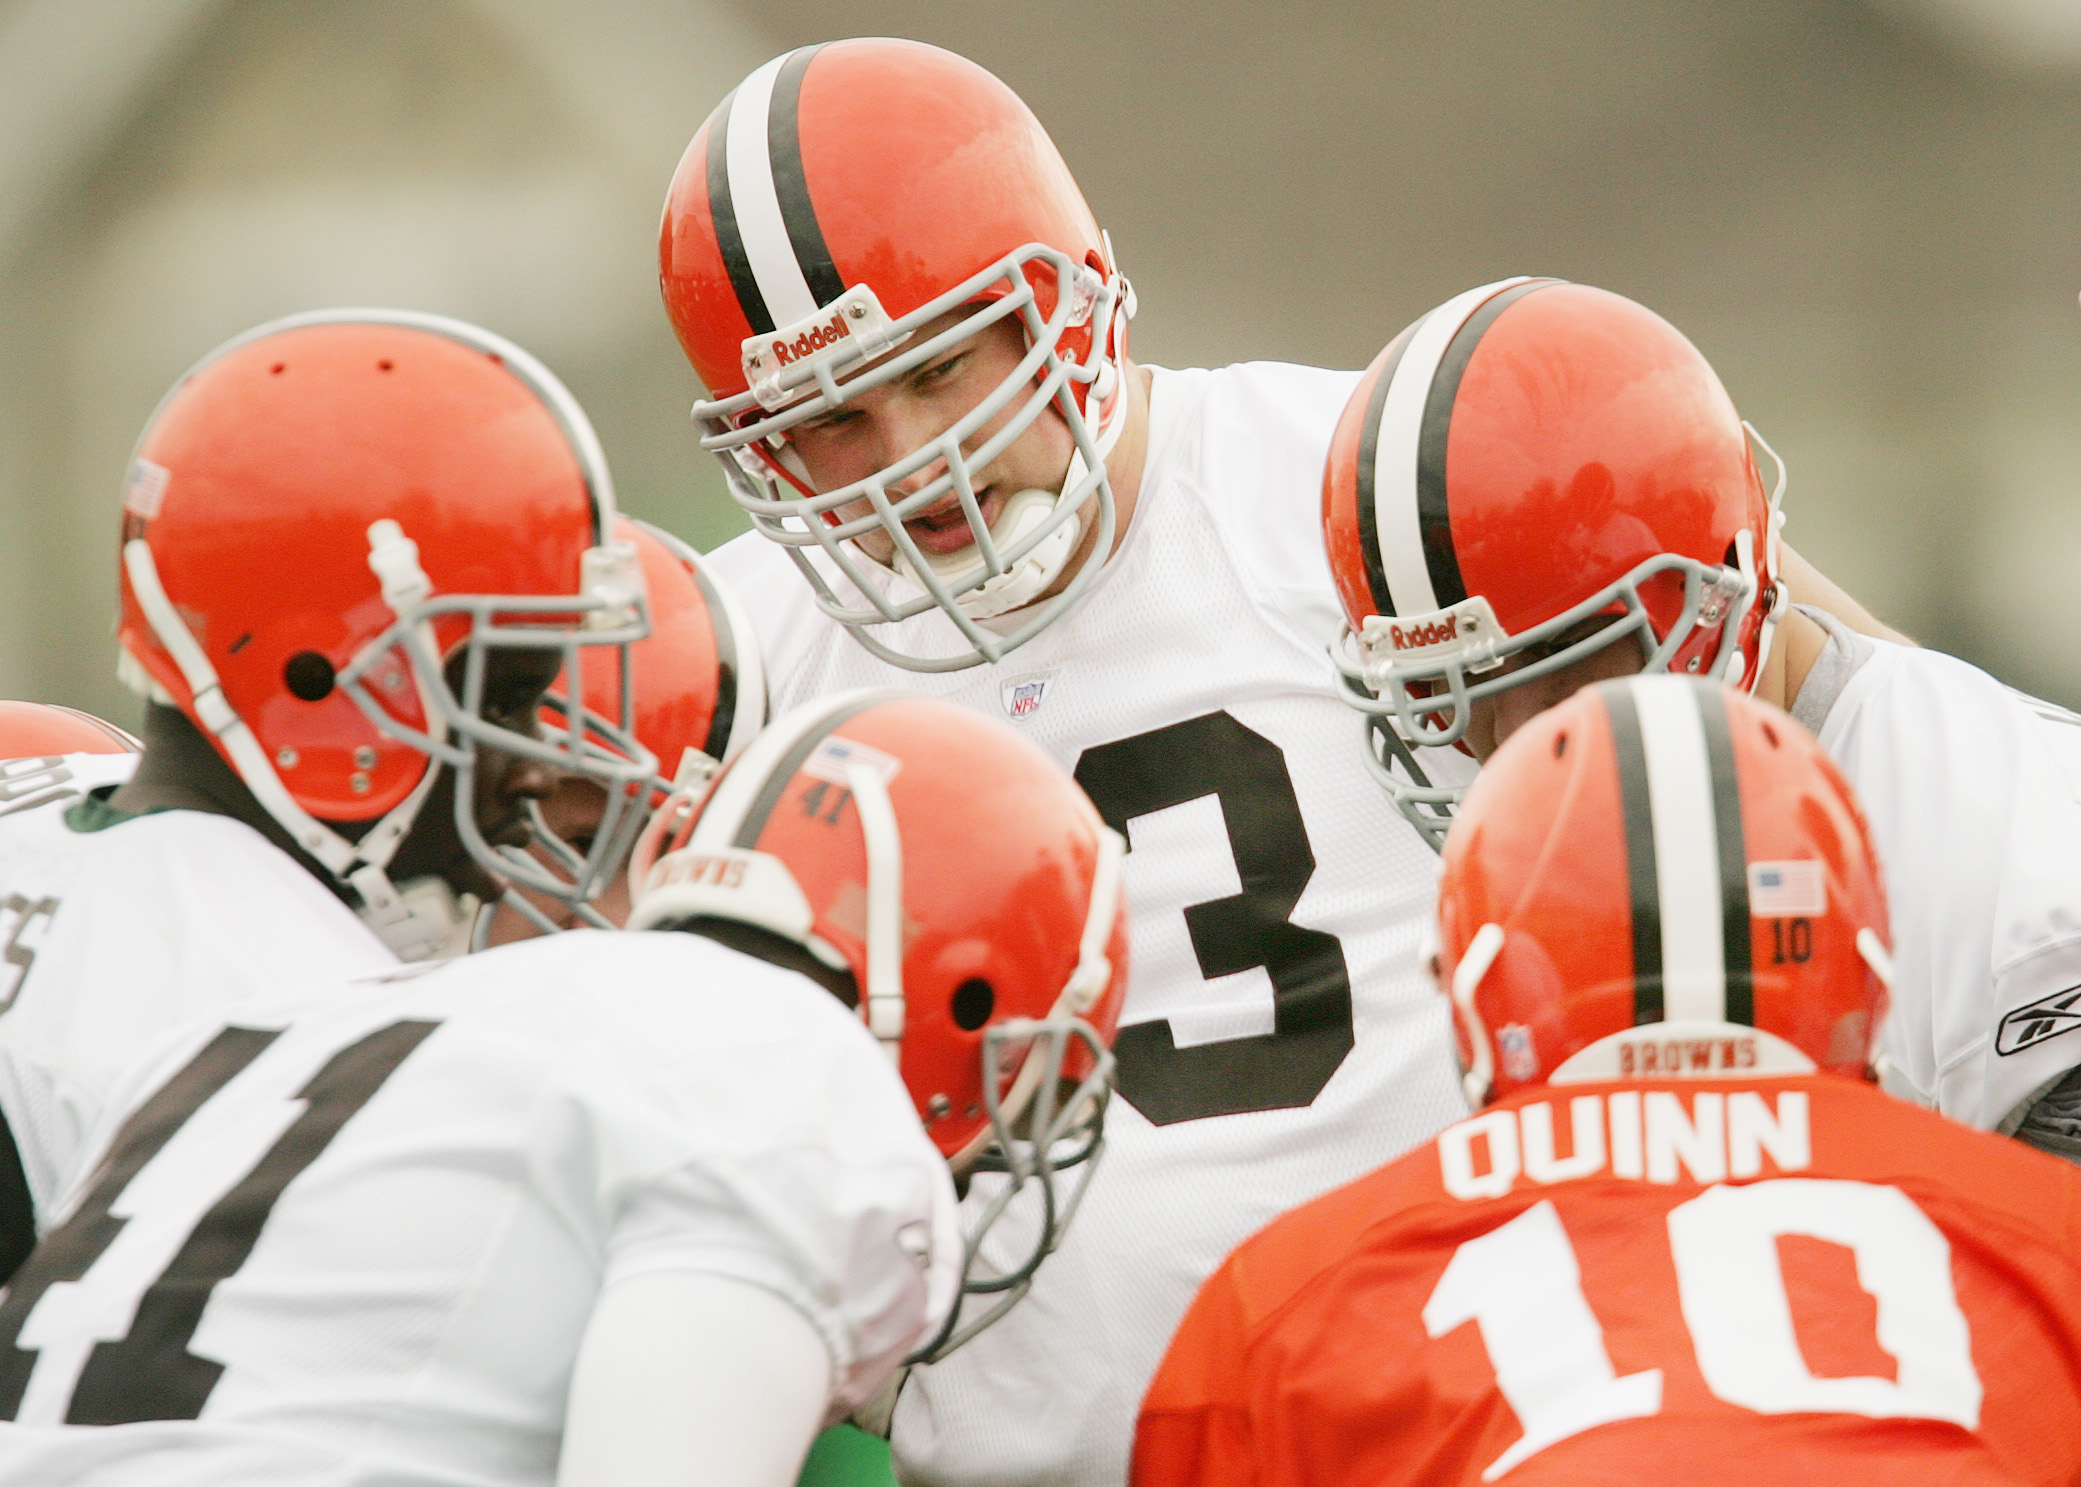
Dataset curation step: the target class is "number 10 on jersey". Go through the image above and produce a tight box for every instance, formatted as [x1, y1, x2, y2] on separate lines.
[1427, 1181, 1980, 1479]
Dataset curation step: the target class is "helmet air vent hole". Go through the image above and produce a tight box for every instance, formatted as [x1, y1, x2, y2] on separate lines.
[269, 362, 286, 375]
[377, 360, 394, 372]
[1762, 722, 1780, 748]
[1554, 732, 1568, 759]
[284, 651, 336, 702]
[951, 978, 995, 1031]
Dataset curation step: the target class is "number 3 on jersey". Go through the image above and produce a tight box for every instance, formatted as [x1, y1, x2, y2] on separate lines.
[1075, 711, 1354, 1125]
[1427, 1181, 1982, 1479]
[0, 1019, 439, 1424]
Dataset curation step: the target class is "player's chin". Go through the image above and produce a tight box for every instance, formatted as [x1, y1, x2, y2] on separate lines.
[451, 814, 533, 898]
[481, 810, 534, 855]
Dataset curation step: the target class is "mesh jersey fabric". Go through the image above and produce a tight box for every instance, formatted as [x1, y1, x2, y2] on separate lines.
[710, 361, 1475, 1487]
[0, 756, 396, 1223]
[1804, 633, 2081, 1131]
[1136, 1075, 2081, 1487]
[0, 929, 960, 1486]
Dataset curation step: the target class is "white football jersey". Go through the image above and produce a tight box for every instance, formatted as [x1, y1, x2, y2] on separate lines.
[0, 930, 960, 1485]
[1796, 616, 2081, 1132]
[710, 362, 1474, 1487]
[0, 759, 395, 1222]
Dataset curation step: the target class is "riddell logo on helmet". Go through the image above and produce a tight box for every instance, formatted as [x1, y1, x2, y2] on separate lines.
[769, 311, 852, 368]
[1389, 616, 1458, 651]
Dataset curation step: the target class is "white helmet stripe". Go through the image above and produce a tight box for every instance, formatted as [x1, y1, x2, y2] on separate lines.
[724, 54, 821, 331]
[686, 688, 895, 853]
[1368, 277, 1535, 618]
[1628, 676, 1729, 1022]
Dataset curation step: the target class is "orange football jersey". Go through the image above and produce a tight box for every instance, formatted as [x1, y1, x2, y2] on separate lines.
[1134, 1075, 2081, 1487]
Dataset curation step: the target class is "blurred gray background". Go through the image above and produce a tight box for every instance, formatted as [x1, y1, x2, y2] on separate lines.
[3, 0, 2079, 723]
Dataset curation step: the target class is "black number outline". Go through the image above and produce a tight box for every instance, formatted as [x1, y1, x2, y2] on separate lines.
[0, 1018, 440, 1423]
[0, 894, 59, 1016]
[0, 758, 76, 822]
[1075, 712, 1354, 1125]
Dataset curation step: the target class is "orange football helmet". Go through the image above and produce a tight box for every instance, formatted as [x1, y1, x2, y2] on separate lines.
[626, 690, 1126, 1357]
[560, 519, 765, 795]
[1323, 279, 1786, 848]
[659, 39, 1135, 671]
[0, 703, 138, 822]
[117, 309, 655, 958]
[506, 518, 767, 934]
[1437, 676, 1891, 1107]
[0, 702, 139, 758]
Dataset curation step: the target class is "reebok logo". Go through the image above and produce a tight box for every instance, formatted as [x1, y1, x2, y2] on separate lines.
[769, 311, 851, 368]
[1390, 616, 1458, 651]
[1996, 985, 2081, 1055]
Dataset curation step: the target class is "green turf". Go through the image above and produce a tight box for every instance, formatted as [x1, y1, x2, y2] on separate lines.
[797, 1424, 898, 1487]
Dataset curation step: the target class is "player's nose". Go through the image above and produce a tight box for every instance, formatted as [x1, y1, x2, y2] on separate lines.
[499, 754, 561, 804]
[888, 448, 954, 502]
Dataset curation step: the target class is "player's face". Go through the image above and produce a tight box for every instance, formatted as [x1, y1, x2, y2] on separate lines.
[1462, 618, 1647, 763]
[387, 647, 562, 899]
[480, 777, 633, 943]
[787, 308, 1077, 567]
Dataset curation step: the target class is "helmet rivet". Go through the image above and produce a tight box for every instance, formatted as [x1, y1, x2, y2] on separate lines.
[275, 747, 299, 769]
[353, 745, 378, 769]
[1686, 655, 1703, 673]
[848, 304, 867, 319]
[927, 1094, 952, 1120]
[382, 669, 404, 691]
[350, 771, 371, 794]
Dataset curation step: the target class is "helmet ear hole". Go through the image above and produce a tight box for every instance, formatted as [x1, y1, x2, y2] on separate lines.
[951, 978, 995, 1031]
[284, 651, 336, 702]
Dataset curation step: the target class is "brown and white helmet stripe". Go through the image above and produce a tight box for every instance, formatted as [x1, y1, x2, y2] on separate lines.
[1351, 276, 1563, 620]
[1601, 675, 1754, 1027]
[702, 44, 846, 337]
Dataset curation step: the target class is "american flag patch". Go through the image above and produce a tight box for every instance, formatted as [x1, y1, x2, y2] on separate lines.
[803, 735, 901, 788]
[125, 458, 169, 519]
[1748, 860, 1826, 917]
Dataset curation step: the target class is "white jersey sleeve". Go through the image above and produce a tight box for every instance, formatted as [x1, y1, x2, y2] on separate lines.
[0, 930, 958, 1486]
[0, 775, 396, 1223]
[1810, 631, 2081, 1130]
[715, 361, 1473, 1487]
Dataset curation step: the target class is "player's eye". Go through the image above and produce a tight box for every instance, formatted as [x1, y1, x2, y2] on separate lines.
[916, 350, 968, 387]
[798, 407, 861, 436]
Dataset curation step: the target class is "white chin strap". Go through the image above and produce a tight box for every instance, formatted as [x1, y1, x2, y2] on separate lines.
[893, 487, 1084, 622]
[122, 537, 466, 962]
[887, 353, 1129, 625]
[850, 760, 908, 1057]
[1450, 923, 1507, 1108]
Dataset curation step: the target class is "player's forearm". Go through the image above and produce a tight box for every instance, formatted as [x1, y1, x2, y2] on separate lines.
[559, 1272, 831, 1487]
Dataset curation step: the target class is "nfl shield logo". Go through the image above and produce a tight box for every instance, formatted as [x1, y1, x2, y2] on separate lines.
[999, 671, 1057, 721]
[1497, 1023, 1538, 1081]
